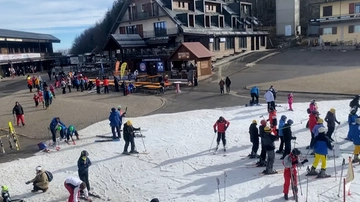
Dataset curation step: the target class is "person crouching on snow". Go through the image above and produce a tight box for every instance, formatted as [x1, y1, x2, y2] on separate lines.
[213, 116, 230, 151]
[282, 148, 308, 200]
[307, 127, 333, 178]
[64, 176, 92, 202]
[66, 125, 80, 142]
[248, 120, 259, 158]
[122, 120, 141, 155]
[25, 166, 48, 192]
[262, 126, 279, 174]
[351, 118, 360, 163]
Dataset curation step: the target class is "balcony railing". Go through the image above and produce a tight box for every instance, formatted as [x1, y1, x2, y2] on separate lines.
[143, 28, 179, 38]
[310, 13, 360, 23]
[129, 10, 164, 20]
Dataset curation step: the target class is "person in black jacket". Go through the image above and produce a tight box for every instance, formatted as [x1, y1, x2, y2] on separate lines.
[256, 120, 267, 167]
[281, 119, 296, 160]
[12, 101, 25, 126]
[325, 108, 340, 142]
[225, 77, 231, 94]
[349, 95, 360, 113]
[262, 126, 279, 174]
[248, 120, 259, 159]
[122, 120, 141, 155]
[77, 150, 91, 196]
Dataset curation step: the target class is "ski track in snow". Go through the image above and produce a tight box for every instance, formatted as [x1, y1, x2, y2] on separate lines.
[2, 100, 360, 201]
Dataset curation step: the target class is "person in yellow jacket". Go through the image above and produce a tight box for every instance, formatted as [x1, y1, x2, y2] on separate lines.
[25, 166, 49, 192]
[34, 77, 40, 91]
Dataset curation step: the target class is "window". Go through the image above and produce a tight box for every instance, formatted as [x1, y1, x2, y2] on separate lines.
[119, 27, 126, 34]
[182, 2, 185, 8]
[225, 37, 234, 50]
[322, 6, 332, 17]
[126, 25, 137, 34]
[154, 21, 167, 37]
[189, 15, 194, 27]
[178, 2, 181, 7]
[205, 16, 210, 27]
[261, 36, 266, 47]
[321, 27, 337, 35]
[239, 37, 247, 48]
[219, 16, 224, 28]
[349, 25, 360, 33]
[213, 38, 220, 51]
[206, 5, 209, 11]
[356, 3, 360, 13]
[323, 28, 333, 35]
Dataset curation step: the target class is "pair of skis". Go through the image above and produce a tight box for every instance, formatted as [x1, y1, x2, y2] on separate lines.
[213, 147, 226, 156]
[216, 171, 227, 202]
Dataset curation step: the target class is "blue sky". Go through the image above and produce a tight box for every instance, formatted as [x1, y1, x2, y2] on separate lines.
[0, 0, 117, 51]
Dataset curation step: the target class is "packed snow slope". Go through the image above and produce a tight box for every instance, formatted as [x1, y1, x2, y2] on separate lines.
[1, 100, 359, 202]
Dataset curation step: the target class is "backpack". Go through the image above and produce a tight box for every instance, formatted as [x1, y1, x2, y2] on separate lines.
[45, 171, 53, 182]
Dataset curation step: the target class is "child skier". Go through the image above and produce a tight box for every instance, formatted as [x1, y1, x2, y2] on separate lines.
[262, 126, 279, 174]
[281, 119, 296, 160]
[1, 185, 11, 202]
[248, 120, 259, 158]
[122, 120, 141, 154]
[276, 115, 287, 154]
[37, 90, 44, 108]
[346, 108, 358, 141]
[306, 110, 319, 150]
[307, 127, 333, 178]
[351, 118, 360, 163]
[66, 125, 80, 142]
[282, 148, 308, 200]
[256, 119, 267, 167]
[324, 108, 340, 142]
[287, 93, 293, 111]
[78, 150, 91, 197]
[213, 116, 230, 151]
[49, 84, 55, 98]
[33, 94, 39, 107]
[267, 107, 278, 135]
[312, 118, 325, 138]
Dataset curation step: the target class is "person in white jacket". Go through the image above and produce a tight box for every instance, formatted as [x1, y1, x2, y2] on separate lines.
[64, 176, 92, 202]
[264, 90, 275, 111]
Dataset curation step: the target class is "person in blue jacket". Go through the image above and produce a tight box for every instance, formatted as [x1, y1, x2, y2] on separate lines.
[77, 150, 91, 196]
[312, 118, 325, 138]
[351, 118, 360, 163]
[109, 108, 121, 139]
[66, 125, 79, 142]
[347, 109, 358, 141]
[276, 115, 287, 154]
[307, 127, 333, 178]
[49, 117, 66, 144]
[250, 86, 259, 105]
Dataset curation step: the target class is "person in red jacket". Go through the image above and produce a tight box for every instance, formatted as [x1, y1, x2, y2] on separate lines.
[95, 77, 101, 94]
[268, 107, 278, 135]
[307, 110, 319, 150]
[282, 148, 308, 200]
[103, 77, 109, 94]
[213, 116, 230, 151]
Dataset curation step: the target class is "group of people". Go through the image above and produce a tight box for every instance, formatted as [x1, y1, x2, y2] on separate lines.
[218, 77, 232, 94]
[49, 117, 80, 145]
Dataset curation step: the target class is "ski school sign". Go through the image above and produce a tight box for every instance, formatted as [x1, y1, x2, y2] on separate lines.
[0, 53, 41, 62]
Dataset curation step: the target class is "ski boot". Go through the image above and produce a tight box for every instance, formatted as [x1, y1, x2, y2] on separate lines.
[275, 150, 283, 154]
[317, 168, 331, 178]
[129, 150, 139, 154]
[256, 160, 267, 167]
[306, 166, 319, 176]
[352, 154, 360, 163]
[249, 151, 256, 159]
[122, 151, 130, 155]
[284, 194, 288, 200]
[264, 169, 278, 175]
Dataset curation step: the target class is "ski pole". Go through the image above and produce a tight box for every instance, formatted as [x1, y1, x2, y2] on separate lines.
[140, 130, 147, 152]
[216, 178, 221, 202]
[337, 158, 345, 197]
[306, 175, 309, 202]
[224, 171, 227, 201]
[297, 167, 303, 195]
[209, 132, 216, 152]
[333, 148, 337, 180]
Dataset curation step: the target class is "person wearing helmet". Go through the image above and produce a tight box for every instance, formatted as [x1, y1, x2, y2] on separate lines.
[264, 90, 275, 112]
[281, 119, 296, 160]
[309, 100, 317, 112]
[1, 185, 12, 202]
[49, 117, 66, 145]
[25, 166, 49, 193]
[287, 93, 293, 111]
[307, 127, 333, 178]
[276, 115, 287, 154]
[346, 109, 358, 141]
[64, 176, 92, 202]
[262, 126, 279, 174]
[248, 120, 259, 158]
[351, 118, 360, 163]
[267, 107, 278, 135]
[256, 119, 268, 167]
[312, 118, 325, 138]
[78, 150, 92, 197]
[282, 148, 308, 200]
[325, 108, 340, 142]
[213, 116, 230, 152]
[109, 108, 121, 139]
[66, 125, 80, 142]
[349, 95, 360, 114]
[122, 120, 141, 155]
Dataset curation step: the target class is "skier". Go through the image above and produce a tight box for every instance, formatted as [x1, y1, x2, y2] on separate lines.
[262, 126, 279, 174]
[306, 110, 319, 150]
[276, 115, 287, 154]
[78, 150, 91, 197]
[312, 118, 325, 138]
[1, 185, 11, 202]
[248, 120, 259, 158]
[264, 90, 275, 111]
[49, 117, 66, 145]
[250, 86, 259, 105]
[25, 166, 49, 192]
[225, 77, 231, 94]
[346, 109, 358, 141]
[213, 116, 230, 151]
[66, 125, 80, 142]
[349, 95, 360, 113]
[122, 120, 141, 155]
[269, 86, 277, 101]
[64, 176, 92, 202]
[324, 108, 340, 142]
[150, 198, 159, 202]
[267, 107, 278, 135]
[12, 101, 25, 126]
[307, 127, 333, 178]
[281, 119, 296, 160]
[287, 93, 293, 111]
[109, 108, 121, 139]
[56, 125, 67, 141]
[256, 119, 267, 167]
[351, 118, 360, 163]
[282, 148, 308, 200]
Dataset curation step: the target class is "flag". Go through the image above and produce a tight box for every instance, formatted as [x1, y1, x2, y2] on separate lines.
[120, 62, 127, 79]
[114, 61, 120, 75]
[345, 157, 355, 195]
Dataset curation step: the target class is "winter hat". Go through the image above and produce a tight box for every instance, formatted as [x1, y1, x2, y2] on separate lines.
[260, 120, 267, 126]
[330, 108, 335, 114]
[318, 127, 326, 134]
[1, 185, 8, 192]
[317, 118, 324, 124]
[150, 199, 159, 202]
[111, 107, 116, 112]
[117, 106, 121, 110]
[264, 126, 271, 132]
[252, 120, 257, 124]
[127, 120, 133, 126]
[36, 166, 42, 171]
[287, 119, 293, 125]
[291, 148, 301, 156]
[356, 118, 360, 125]
[281, 115, 287, 120]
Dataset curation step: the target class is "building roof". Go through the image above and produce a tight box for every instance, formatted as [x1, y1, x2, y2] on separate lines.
[103, 34, 146, 50]
[169, 42, 214, 60]
[0, 28, 60, 42]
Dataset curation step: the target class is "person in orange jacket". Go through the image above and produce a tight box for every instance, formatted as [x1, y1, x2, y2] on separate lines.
[95, 77, 101, 94]
[103, 77, 109, 94]
[213, 116, 230, 152]
[267, 107, 278, 135]
[27, 77, 33, 92]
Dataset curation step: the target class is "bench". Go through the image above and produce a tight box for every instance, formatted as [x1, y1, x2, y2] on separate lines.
[143, 85, 163, 94]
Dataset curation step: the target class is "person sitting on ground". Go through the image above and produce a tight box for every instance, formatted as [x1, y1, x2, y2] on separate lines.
[25, 166, 49, 193]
